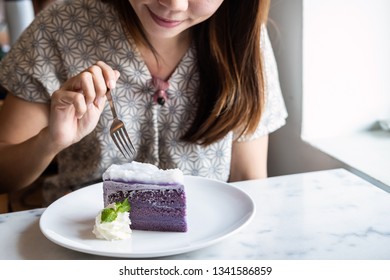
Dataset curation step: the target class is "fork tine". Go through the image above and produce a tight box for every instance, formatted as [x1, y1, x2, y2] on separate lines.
[112, 132, 133, 159]
[111, 132, 127, 158]
[118, 128, 136, 156]
[118, 127, 135, 158]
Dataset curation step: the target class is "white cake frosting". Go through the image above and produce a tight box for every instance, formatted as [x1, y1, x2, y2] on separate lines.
[102, 161, 184, 185]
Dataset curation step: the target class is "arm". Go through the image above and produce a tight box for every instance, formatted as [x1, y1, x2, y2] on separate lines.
[0, 94, 55, 191]
[0, 61, 119, 193]
[229, 135, 269, 182]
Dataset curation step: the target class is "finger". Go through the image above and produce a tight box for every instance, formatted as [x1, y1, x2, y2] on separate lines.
[114, 69, 121, 81]
[72, 92, 88, 119]
[77, 71, 95, 105]
[83, 62, 118, 106]
[60, 62, 119, 108]
[95, 61, 120, 89]
[52, 90, 87, 119]
[95, 95, 107, 112]
[79, 65, 107, 105]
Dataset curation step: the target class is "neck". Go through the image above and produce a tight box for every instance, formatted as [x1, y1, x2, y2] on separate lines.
[149, 29, 191, 54]
[138, 31, 191, 80]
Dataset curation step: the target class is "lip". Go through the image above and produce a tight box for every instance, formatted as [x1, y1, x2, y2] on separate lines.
[148, 9, 183, 28]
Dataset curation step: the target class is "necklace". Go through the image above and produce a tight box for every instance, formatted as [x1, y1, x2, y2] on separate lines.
[152, 76, 169, 106]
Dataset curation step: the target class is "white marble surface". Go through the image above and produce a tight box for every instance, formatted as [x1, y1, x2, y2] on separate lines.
[309, 131, 390, 192]
[1, 168, 389, 260]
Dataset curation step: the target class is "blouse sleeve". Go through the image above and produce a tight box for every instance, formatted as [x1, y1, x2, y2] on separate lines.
[0, 6, 65, 103]
[235, 26, 288, 142]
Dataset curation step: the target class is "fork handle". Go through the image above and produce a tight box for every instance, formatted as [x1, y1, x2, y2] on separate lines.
[106, 88, 118, 119]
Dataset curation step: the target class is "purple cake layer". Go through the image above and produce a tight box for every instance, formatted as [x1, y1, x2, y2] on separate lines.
[103, 180, 187, 232]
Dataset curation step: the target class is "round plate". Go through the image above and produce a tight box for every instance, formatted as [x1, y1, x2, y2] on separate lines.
[40, 176, 255, 258]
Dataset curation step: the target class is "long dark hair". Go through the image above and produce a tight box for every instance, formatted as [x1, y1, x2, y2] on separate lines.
[101, 0, 270, 145]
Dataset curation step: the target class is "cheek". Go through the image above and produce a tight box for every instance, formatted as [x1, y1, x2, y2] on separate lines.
[190, 0, 224, 19]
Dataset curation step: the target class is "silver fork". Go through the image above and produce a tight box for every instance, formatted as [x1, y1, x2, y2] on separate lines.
[106, 88, 136, 161]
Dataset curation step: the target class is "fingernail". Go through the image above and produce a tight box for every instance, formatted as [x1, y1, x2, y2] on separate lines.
[108, 80, 116, 89]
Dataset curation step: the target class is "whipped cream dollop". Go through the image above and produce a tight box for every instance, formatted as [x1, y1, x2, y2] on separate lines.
[92, 203, 132, 241]
[102, 161, 184, 184]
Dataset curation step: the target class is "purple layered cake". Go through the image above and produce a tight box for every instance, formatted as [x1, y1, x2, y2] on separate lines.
[102, 162, 187, 232]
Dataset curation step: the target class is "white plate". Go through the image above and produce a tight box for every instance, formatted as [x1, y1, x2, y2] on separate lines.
[40, 176, 255, 258]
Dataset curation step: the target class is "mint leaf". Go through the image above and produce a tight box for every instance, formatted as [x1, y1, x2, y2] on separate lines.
[100, 199, 131, 223]
[101, 208, 117, 223]
[116, 198, 131, 213]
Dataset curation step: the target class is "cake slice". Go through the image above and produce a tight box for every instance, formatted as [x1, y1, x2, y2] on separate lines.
[102, 162, 187, 232]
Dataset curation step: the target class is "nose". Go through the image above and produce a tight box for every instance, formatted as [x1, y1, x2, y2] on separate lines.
[158, 0, 189, 11]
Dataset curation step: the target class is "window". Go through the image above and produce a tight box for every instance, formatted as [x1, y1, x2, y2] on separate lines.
[302, 0, 390, 191]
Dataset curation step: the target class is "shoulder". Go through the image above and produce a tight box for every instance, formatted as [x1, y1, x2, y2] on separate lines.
[8, 0, 119, 58]
[40, 0, 111, 13]
[21, 0, 121, 52]
[35, 0, 115, 24]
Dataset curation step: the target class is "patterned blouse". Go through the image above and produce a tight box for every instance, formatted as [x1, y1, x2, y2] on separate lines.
[0, 0, 287, 205]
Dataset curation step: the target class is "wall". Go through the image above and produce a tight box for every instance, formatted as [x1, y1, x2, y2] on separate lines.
[267, 0, 343, 177]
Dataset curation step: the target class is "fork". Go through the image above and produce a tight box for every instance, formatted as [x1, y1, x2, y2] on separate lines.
[106, 88, 136, 161]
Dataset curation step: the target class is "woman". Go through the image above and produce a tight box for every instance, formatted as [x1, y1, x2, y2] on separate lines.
[0, 0, 287, 204]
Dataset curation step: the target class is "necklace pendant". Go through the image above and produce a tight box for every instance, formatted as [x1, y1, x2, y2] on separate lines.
[153, 89, 167, 106]
[152, 76, 170, 106]
[157, 97, 165, 106]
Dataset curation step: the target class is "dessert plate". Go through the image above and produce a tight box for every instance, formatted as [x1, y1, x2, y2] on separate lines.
[40, 176, 255, 258]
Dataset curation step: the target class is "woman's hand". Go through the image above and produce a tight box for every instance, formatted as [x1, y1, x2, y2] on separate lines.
[50, 61, 120, 150]
[0, 61, 120, 191]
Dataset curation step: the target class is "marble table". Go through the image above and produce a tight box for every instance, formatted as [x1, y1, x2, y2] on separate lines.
[1, 168, 389, 260]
